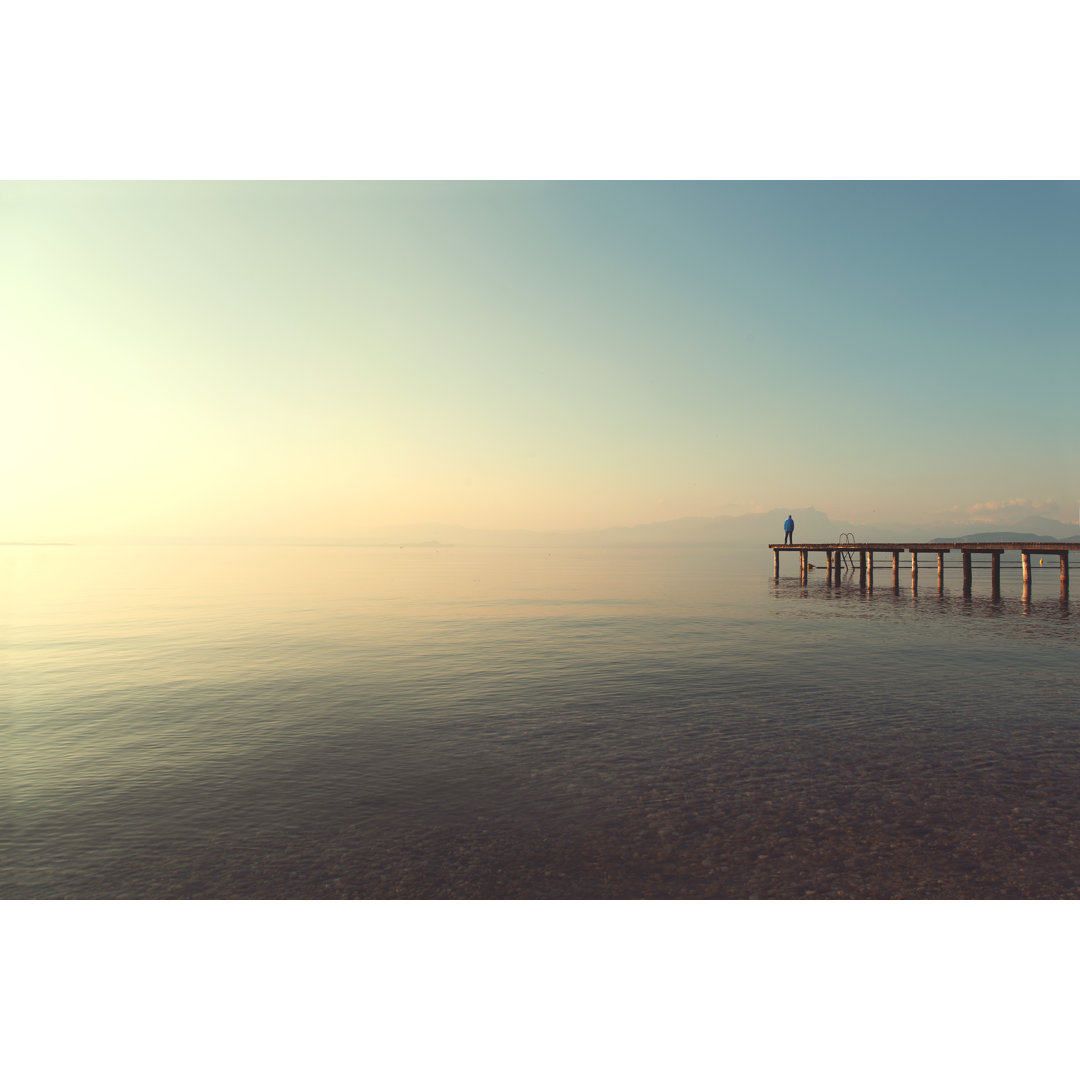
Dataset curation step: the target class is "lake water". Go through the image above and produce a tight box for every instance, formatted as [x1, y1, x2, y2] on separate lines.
[5, 543, 1080, 899]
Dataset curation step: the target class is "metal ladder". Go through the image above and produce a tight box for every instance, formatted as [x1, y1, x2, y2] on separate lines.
[837, 532, 857, 570]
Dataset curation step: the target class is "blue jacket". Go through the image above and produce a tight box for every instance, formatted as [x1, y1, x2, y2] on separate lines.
[784, 517, 794, 532]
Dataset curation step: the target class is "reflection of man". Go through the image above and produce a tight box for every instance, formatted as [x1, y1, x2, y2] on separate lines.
[783, 515, 794, 544]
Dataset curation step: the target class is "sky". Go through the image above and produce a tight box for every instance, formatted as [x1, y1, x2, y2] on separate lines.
[2, 181, 1077, 541]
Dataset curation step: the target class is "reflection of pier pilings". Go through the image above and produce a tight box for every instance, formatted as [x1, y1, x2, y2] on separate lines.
[770, 541, 1074, 602]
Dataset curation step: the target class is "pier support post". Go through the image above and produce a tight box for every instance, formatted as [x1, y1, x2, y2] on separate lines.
[769, 543, 1076, 601]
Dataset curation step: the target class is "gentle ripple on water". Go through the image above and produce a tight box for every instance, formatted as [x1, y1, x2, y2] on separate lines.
[4, 544, 1080, 898]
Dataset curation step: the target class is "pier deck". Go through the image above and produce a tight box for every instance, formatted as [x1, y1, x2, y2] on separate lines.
[770, 541, 1079, 597]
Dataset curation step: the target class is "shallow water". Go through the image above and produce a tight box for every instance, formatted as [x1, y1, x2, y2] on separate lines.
[5, 544, 1079, 898]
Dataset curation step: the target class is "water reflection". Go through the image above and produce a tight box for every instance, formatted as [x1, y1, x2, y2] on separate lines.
[772, 570, 1075, 642]
[8, 545, 1080, 899]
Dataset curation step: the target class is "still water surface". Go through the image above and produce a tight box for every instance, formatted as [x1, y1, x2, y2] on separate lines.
[6, 544, 1080, 898]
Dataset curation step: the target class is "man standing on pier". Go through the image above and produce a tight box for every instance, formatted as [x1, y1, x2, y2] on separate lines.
[783, 515, 795, 544]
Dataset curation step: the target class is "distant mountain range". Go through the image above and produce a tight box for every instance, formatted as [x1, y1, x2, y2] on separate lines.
[353, 509, 1080, 548]
[47, 510, 1080, 548]
[337, 507, 851, 548]
[930, 531, 1080, 544]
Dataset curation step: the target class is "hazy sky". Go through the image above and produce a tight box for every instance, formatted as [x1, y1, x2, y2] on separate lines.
[3, 181, 1077, 540]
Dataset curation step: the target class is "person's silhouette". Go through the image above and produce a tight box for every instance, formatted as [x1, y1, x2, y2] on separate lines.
[783, 515, 794, 544]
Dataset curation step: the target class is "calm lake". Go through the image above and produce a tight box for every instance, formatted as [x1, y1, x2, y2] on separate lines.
[6, 543, 1079, 899]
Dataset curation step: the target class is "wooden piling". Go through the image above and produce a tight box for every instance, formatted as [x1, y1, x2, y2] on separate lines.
[768, 542, 1078, 601]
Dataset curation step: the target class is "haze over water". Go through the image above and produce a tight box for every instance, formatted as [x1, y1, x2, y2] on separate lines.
[7, 542, 1079, 899]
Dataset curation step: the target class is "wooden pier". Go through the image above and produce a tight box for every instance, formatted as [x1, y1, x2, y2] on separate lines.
[770, 541, 1078, 599]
